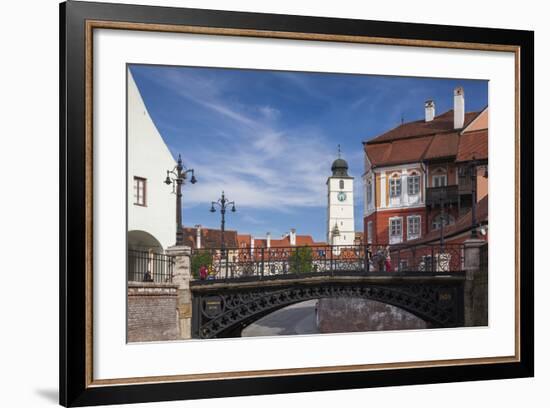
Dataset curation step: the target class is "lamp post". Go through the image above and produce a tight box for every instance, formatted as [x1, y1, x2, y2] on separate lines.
[437, 193, 456, 247]
[210, 191, 236, 254]
[164, 154, 197, 246]
[459, 155, 488, 239]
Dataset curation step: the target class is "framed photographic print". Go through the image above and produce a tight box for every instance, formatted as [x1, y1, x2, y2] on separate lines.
[60, 0, 534, 406]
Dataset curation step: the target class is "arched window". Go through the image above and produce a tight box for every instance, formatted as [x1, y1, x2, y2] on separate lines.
[407, 171, 420, 196]
[389, 173, 401, 197]
[339, 179, 344, 189]
[432, 214, 455, 230]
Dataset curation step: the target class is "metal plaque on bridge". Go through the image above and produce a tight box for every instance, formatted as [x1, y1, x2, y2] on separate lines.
[203, 296, 223, 318]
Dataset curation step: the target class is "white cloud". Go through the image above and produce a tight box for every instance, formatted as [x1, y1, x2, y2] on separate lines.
[258, 105, 280, 120]
[140, 68, 346, 211]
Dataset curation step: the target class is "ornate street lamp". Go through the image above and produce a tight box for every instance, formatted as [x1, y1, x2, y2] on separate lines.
[164, 154, 197, 246]
[210, 191, 236, 253]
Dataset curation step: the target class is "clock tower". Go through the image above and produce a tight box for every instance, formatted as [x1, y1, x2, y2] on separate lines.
[327, 146, 355, 247]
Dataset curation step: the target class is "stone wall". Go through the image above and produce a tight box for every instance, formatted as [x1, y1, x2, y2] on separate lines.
[464, 240, 488, 326]
[317, 297, 429, 333]
[127, 281, 178, 342]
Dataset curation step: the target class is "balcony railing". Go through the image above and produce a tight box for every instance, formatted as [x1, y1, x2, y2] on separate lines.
[426, 185, 459, 207]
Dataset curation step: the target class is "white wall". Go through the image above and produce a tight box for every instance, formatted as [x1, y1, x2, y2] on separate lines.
[0, 1, 547, 408]
[127, 71, 177, 250]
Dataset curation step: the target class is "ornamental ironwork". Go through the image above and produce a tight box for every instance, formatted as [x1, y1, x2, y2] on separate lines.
[191, 279, 465, 339]
[190, 243, 465, 282]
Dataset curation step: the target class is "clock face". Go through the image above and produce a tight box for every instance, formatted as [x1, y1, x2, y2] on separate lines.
[337, 192, 347, 202]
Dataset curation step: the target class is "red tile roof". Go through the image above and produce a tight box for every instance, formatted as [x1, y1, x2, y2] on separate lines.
[424, 132, 460, 160]
[367, 110, 479, 144]
[252, 235, 319, 248]
[365, 110, 484, 167]
[181, 227, 238, 249]
[456, 129, 488, 162]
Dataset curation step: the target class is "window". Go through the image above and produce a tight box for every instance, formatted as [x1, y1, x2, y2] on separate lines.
[133, 177, 146, 206]
[367, 221, 373, 244]
[407, 215, 421, 240]
[366, 180, 373, 204]
[389, 218, 402, 244]
[389, 176, 401, 197]
[432, 169, 447, 188]
[431, 214, 455, 230]
[408, 174, 420, 195]
[339, 179, 344, 189]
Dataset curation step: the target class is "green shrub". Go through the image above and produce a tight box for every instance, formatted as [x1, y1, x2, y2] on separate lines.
[191, 251, 213, 279]
[288, 246, 313, 273]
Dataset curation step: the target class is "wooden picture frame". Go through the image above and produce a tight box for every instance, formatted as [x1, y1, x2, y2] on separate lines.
[60, 1, 534, 406]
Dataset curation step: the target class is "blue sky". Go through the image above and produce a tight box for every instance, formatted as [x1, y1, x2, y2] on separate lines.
[130, 64, 488, 242]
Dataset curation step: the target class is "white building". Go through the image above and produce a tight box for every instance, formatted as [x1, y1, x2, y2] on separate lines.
[127, 69, 176, 252]
[326, 152, 355, 246]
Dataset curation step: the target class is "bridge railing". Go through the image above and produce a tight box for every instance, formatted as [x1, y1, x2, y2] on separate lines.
[190, 243, 464, 282]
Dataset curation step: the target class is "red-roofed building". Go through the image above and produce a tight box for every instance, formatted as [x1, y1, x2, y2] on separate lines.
[363, 87, 488, 245]
[234, 229, 328, 263]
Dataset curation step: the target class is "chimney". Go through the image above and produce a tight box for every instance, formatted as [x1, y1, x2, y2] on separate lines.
[290, 228, 296, 246]
[453, 86, 465, 129]
[424, 100, 435, 122]
[195, 225, 201, 249]
[266, 232, 271, 249]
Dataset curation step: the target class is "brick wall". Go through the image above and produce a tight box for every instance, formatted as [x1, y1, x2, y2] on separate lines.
[364, 207, 427, 244]
[127, 282, 179, 342]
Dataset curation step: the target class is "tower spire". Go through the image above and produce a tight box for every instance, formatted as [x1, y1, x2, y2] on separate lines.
[337, 144, 341, 158]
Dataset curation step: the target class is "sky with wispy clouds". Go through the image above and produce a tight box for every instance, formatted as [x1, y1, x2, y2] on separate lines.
[130, 64, 488, 242]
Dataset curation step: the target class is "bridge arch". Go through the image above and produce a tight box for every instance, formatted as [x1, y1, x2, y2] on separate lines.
[191, 280, 464, 339]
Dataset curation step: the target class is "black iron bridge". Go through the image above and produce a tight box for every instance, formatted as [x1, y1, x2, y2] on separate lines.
[190, 243, 466, 339]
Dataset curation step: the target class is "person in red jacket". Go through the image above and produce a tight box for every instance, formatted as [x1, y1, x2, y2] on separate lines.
[384, 246, 392, 272]
[199, 265, 208, 280]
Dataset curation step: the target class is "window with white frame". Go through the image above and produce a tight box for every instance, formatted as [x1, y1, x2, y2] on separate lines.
[389, 217, 403, 244]
[367, 221, 373, 244]
[389, 175, 401, 197]
[339, 179, 344, 189]
[407, 173, 420, 195]
[366, 179, 373, 205]
[133, 176, 146, 206]
[407, 215, 421, 240]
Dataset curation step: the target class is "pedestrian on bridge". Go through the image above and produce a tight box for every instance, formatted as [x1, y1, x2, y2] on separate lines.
[384, 246, 392, 272]
[199, 265, 208, 280]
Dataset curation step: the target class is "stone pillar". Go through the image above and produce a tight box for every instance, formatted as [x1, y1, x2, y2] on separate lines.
[463, 239, 488, 327]
[165, 245, 192, 339]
